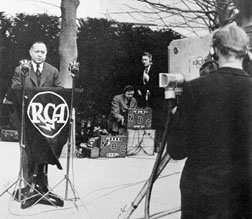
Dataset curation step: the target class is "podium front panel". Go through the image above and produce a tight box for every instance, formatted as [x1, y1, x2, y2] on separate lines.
[12, 87, 77, 169]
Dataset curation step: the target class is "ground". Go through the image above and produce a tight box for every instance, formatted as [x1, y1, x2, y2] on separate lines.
[0, 141, 185, 219]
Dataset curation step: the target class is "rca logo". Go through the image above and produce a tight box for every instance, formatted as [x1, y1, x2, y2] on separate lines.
[27, 91, 69, 138]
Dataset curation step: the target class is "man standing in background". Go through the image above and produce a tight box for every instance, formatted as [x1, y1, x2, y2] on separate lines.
[135, 52, 165, 151]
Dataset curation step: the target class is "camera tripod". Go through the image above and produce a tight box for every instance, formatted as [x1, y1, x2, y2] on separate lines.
[119, 90, 180, 218]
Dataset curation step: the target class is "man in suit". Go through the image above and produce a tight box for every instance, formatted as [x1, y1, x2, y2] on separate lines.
[167, 23, 252, 219]
[136, 52, 163, 108]
[108, 85, 137, 135]
[136, 52, 165, 151]
[12, 41, 61, 88]
[10, 41, 62, 205]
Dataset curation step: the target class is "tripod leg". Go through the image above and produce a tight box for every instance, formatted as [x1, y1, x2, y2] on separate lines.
[64, 108, 79, 202]
[0, 180, 19, 198]
[144, 101, 174, 218]
[11, 148, 33, 202]
[119, 153, 171, 219]
[119, 100, 173, 219]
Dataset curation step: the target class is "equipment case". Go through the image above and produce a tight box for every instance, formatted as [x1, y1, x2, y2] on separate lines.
[98, 135, 127, 158]
[126, 108, 152, 129]
[1, 129, 19, 142]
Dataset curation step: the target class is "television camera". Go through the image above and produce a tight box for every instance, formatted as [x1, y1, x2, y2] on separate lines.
[159, 73, 185, 100]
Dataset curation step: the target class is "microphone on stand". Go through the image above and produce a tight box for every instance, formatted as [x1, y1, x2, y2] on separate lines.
[145, 90, 150, 101]
[145, 90, 150, 108]
[19, 59, 31, 76]
[69, 61, 80, 78]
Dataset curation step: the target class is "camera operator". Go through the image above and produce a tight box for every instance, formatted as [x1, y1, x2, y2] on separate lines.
[166, 22, 252, 219]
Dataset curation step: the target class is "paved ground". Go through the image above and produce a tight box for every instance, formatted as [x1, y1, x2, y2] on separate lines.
[0, 141, 185, 219]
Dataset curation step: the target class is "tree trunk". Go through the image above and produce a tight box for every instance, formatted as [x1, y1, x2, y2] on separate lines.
[215, 0, 232, 27]
[233, 0, 252, 50]
[59, 0, 80, 88]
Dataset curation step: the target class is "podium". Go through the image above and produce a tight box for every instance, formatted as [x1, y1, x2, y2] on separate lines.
[12, 87, 77, 167]
[2, 87, 83, 208]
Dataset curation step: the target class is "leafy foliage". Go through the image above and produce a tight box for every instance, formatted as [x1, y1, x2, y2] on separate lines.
[76, 18, 181, 121]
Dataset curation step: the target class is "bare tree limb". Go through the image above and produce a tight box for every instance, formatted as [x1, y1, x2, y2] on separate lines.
[105, 0, 242, 36]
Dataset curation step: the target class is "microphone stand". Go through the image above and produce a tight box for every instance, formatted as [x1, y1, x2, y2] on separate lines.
[64, 61, 80, 203]
[145, 90, 150, 108]
[0, 60, 31, 202]
[17, 63, 29, 201]
[42, 61, 80, 208]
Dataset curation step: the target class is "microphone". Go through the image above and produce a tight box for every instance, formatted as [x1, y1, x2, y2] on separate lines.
[146, 90, 150, 101]
[19, 59, 31, 76]
[69, 61, 80, 78]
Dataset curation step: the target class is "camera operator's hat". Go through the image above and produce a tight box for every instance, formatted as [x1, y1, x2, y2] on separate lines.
[212, 22, 249, 54]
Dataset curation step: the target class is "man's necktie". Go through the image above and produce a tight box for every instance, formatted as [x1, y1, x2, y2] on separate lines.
[143, 67, 149, 84]
[36, 64, 41, 86]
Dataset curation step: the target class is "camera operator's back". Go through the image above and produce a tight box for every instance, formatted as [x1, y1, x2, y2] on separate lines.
[166, 23, 252, 219]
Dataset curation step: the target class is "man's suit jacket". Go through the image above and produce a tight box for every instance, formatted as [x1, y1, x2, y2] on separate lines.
[136, 65, 160, 96]
[11, 62, 62, 88]
[10, 61, 63, 171]
[135, 65, 163, 108]
[108, 94, 137, 134]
